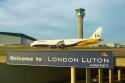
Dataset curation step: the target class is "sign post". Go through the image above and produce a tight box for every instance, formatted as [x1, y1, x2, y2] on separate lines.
[86, 68, 91, 83]
[71, 67, 76, 83]
[118, 68, 122, 82]
[98, 69, 103, 83]
[109, 69, 113, 83]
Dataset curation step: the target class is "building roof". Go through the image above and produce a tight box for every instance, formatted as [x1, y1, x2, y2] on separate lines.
[0, 32, 37, 41]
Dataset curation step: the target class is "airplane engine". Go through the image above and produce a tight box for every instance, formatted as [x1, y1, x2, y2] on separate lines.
[56, 40, 66, 49]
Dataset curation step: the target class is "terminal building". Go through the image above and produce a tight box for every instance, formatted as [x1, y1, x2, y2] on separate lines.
[0, 32, 36, 45]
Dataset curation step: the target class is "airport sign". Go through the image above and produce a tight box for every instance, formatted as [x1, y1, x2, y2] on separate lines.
[7, 51, 114, 68]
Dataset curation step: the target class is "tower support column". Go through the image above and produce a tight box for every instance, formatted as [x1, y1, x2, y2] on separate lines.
[75, 8, 85, 39]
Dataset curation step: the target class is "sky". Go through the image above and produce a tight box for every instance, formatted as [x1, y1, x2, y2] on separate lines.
[0, 0, 125, 44]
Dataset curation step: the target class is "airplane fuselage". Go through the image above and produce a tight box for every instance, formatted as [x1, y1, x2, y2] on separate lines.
[31, 38, 102, 47]
[31, 39, 84, 46]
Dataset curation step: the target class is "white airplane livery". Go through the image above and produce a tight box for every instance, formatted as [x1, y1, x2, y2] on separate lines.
[31, 27, 103, 48]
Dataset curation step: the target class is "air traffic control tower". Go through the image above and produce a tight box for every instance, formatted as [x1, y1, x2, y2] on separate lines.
[75, 8, 85, 39]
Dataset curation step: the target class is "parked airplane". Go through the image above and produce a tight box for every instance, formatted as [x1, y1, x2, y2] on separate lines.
[31, 27, 103, 48]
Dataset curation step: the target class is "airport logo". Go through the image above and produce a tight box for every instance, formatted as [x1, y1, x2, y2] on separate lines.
[101, 52, 108, 57]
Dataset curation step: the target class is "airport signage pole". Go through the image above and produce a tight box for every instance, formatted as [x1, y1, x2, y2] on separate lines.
[118, 68, 122, 82]
[98, 69, 103, 83]
[71, 67, 76, 83]
[109, 69, 113, 83]
[86, 68, 91, 83]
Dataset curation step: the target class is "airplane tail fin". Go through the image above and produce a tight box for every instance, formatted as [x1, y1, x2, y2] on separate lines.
[90, 27, 103, 39]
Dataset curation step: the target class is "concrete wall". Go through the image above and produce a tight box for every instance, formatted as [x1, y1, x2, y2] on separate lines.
[115, 57, 125, 67]
[0, 34, 21, 45]
[0, 64, 71, 83]
[0, 34, 34, 45]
